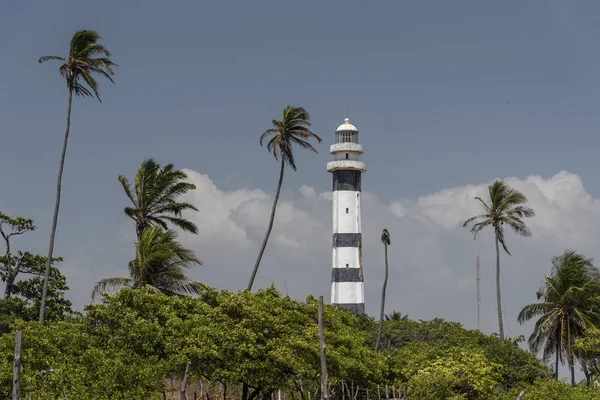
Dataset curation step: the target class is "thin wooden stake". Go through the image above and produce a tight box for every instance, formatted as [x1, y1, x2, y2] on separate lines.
[377, 385, 381, 400]
[318, 296, 329, 400]
[12, 330, 22, 400]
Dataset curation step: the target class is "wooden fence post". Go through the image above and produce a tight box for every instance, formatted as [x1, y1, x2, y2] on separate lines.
[318, 296, 329, 400]
[12, 330, 22, 400]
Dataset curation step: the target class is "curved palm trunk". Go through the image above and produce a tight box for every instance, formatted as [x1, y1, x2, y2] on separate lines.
[495, 234, 505, 343]
[375, 243, 389, 352]
[39, 90, 73, 324]
[248, 157, 285, 291]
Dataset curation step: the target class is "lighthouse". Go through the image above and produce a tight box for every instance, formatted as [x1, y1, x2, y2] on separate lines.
[327, 117, 367, 314]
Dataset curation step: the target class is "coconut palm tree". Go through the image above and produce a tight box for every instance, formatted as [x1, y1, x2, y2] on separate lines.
[38, 30, 117, 323]
[120, 159, 199, 241]
[518, 250, 600, 385]
[375, 228, 391, 352]
[463, 180, 534, 343]
[385, 311, 409, 321]
[247, 106, 322, 291]
[91, 226, 202, 300]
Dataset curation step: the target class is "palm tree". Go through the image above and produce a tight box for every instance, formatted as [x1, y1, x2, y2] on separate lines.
[385, 311, 409, 321]
[518, 250, 600, 385]
[38, 30, 117, 323]
[247, 106, 322, 291]
[463, 180, 534, 343]
[120, 159, 199, 241]
[91, 226, 202, 299]
[375, 228, 391, 352]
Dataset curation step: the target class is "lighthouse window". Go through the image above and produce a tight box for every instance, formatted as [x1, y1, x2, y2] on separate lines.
[346, 263, 349, 268]
[345, 153, 349, 159]
[345, 208, 349, 213]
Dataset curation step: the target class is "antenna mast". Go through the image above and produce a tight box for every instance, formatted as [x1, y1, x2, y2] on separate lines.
[476, 255, 481, 331]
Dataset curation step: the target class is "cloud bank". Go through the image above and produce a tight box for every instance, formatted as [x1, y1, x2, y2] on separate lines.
[40, 169, 600, 348]
[150, 169, 598, 341]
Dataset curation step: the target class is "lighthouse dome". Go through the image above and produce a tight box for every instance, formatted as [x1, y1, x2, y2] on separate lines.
[336, 118, 358, 132]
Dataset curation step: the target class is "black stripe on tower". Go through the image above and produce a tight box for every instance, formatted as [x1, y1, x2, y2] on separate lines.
[332, 170, 361, 191]
[332, 268, 362, 282]
[333, 303, 365, 314]
[333, 233, 361, 247]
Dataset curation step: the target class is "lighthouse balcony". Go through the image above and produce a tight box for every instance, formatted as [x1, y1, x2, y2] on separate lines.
[327, 160, 367, 172]
[330, 143, 363, 154]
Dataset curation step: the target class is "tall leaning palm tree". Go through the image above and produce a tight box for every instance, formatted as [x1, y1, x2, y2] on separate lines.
[375, 228, 391, 352]
[463, 180, 534, 342]
[518, 250, 600, 385]
[91, 226, 202, 300]
[120, 159, 199, 241]
[38, 30, 117, 323]
[247, 106, 322, 291]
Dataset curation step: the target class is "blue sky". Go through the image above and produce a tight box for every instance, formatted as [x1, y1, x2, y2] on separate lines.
[2, 0, 600, 378]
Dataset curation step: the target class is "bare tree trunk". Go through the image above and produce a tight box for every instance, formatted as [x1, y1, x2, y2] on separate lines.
[40, 90, 73, 324]
[582, 362, 591, 388]
[243, 383, 249, 400]
[377, 386, 380, 400]
[319, 296, 329, 400]
[180, 362, 191, 400]
[248, 157, 285, 291]
[12, 330, 22, 400]
[516, 391, 524, 400]
[494, 234, 505, 343]
[4, 252, 24, 299]
[376, 242, 389, 351]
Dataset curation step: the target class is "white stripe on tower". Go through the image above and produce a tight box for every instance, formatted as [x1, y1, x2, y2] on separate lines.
[327, 117, 367, 314]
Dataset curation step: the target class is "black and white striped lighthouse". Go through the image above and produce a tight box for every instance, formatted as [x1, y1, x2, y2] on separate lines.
[327, 117, 366, 314]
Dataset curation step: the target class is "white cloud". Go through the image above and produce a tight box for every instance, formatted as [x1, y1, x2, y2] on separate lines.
[167, 169, 600, 343]
[39, 168, 600, 375]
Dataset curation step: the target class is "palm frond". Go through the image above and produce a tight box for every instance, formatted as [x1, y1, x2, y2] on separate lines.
[91, 277, 133, 300]
[260, 106, 321, 170]
[462, 214, 489, 228]
[381, 229, 391, 245]
[41, 29, 116, 101]
[38, 55, 65, 63]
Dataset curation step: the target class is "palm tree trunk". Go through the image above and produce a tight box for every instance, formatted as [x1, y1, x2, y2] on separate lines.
[375, 243, 389, 352]
[555, 341, 560, 380]
[248, 157, 285, 291]
[39, 90, 73, 324]
[570, 352, 576, 386]
[495, 233, 505, 343]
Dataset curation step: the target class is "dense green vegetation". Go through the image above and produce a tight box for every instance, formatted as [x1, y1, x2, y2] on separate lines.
[2, 287, 598, 400]
[2, 28, 600, 399]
